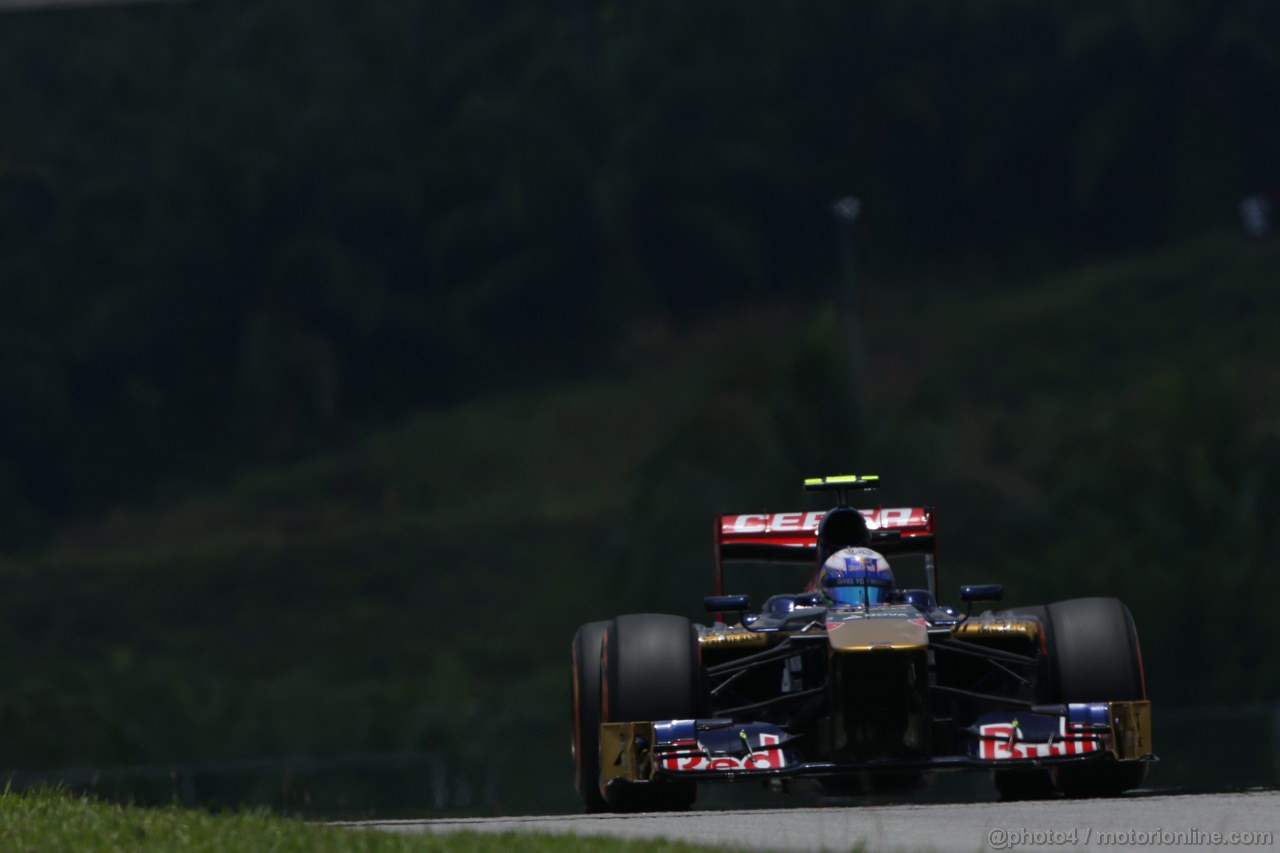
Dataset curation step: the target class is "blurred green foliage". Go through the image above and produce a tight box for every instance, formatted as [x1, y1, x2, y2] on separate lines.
[0, 308, 862, 812]
[2, 0, 1280, 537]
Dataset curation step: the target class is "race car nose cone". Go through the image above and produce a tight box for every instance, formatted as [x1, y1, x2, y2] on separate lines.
[827, 617, 928, 652]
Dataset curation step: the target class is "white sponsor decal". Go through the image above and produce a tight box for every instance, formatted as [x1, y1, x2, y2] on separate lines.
[978, 717, 1100, 761]
[662, 733, 786, 772]
[869, 507, 914, 530]
[770, 512, 803, 531]
[731, 514, 771, 533]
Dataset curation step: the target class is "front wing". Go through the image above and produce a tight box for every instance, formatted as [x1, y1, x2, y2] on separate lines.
[599, 701, 1153, 786]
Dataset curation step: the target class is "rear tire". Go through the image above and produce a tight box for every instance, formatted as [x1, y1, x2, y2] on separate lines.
[1046, 597, 1148, 797]
[601, 613, 701, 811]
[570, 620, 609, 812]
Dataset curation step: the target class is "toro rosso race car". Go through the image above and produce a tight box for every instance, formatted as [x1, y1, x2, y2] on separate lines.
[570, 475, 1154, 811]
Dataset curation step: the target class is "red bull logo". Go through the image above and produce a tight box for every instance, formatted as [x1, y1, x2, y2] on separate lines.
[978, 717, 1101, 761]
[661, 733, 786, 771]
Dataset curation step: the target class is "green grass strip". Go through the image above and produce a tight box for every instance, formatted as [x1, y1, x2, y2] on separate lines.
[0, 787, 745, 853]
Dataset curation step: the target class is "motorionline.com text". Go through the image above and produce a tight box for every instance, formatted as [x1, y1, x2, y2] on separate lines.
[988, 826, 1274, 849]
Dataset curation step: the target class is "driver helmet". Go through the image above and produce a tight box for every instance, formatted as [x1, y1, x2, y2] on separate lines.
[819, 547, 894, 607]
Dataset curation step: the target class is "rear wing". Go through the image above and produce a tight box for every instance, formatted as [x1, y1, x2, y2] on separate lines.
[712, 506, 938, 596]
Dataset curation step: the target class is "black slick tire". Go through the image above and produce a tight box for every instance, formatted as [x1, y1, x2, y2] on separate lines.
[570, 620, 609, 812]
[601, 613, 700, 812]
[1046, 597, 1148, 797]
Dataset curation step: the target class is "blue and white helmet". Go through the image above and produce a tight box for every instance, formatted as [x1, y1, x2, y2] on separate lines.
[819, 547, 894, 606]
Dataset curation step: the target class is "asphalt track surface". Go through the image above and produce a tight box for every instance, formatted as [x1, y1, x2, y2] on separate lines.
[346, 788, 1280, 852]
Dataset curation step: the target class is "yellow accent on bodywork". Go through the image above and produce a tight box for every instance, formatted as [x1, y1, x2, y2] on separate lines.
[599, 722, 656, 784]
[1110, 700, 1153, 760]
[698, 625, 772, 650]
[804, 474, 879, 486]
[951, 617, 1040, 640]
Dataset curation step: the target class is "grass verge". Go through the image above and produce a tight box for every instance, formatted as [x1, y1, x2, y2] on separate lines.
[0, 788, 745, 853]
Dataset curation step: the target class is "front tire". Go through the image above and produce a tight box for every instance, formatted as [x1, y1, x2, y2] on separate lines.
[1046, 597, 1148, 797]
[570, 620, 610, 812]
[601, 613, 701, 811]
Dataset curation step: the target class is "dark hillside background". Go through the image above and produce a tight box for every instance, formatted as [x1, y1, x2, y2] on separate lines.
[1, 0, 1279, 814]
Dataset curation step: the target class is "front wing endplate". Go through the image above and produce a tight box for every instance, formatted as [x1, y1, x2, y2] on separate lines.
[600, 721, 656, 785]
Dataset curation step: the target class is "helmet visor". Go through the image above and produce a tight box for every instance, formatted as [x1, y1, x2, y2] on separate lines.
[825, 582, 890, 606]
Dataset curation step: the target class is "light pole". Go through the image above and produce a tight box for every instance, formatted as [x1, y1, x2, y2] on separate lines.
[832, 196, 864, 416]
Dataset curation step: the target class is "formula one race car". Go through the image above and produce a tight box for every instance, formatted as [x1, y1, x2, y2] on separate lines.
[570, 475, 1154, 811]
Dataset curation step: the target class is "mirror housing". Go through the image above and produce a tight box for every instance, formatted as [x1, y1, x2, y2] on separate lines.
[705, 594, 751, 614]
[959, 584, 1005, 603]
